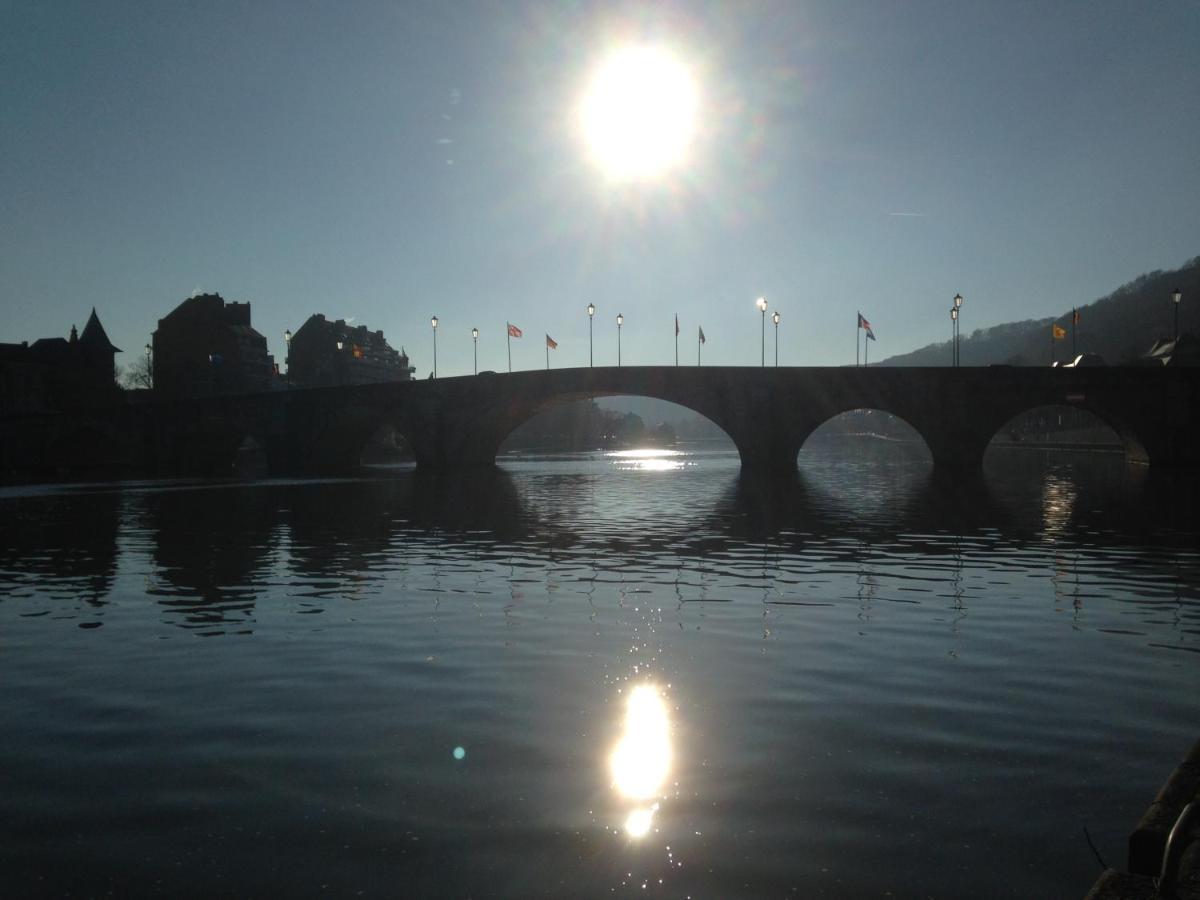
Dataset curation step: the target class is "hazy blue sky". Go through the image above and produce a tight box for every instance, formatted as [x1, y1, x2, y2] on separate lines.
[3, 0, 1198, 375]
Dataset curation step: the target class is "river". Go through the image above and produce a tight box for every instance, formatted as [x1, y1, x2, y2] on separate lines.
[1, 439, 1197, 898]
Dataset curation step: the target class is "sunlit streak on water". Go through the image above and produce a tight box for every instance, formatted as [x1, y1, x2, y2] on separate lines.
[607, 448, 687, 472]
[1041, 473, 1078, 536]
[610, 683, 672, 837]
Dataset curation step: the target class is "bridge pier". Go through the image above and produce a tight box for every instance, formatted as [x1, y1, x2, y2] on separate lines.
[923, 433, 990, 478]
[735, 443, 805, 473]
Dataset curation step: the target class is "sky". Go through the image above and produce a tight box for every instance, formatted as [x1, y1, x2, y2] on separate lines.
[3, 0, 1198, 377]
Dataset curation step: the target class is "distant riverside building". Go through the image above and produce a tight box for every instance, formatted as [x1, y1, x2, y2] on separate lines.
[0, 308, 121, 413]
[287, 314, 413, 387]
[153, 293, 275, 396]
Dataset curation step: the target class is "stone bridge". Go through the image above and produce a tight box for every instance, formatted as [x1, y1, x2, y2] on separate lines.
[130, 365, 1200, 476]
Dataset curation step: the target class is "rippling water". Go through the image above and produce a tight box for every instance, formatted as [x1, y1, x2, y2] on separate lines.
[2, 440, 1198, 898]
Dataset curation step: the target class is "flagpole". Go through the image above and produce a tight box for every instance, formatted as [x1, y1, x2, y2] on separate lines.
[546, 340, 549, 370]
[675, 318, 679, 367]
[1050, 324, 1054, 366]
[507, 322, 512, 373]
[697, 327, 701, 366]
[1072, 308, 1077, 357]
[856, 318, 860, 367]
[865, 334, 869, 366]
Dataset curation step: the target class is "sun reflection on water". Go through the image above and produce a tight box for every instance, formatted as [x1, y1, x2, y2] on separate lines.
[607, 448, 687, 472]
[610, 683, 672, 837]
[1041, 472, 1078, 535]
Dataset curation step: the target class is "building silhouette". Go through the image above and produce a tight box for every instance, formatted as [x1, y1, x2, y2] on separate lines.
[152, 293, 275, 396]
[0, 308, 121, 413]
[287, 314, 413, 387]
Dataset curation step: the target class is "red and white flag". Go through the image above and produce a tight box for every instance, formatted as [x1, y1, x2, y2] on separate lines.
[545, 334, 557, 349]
[675, 314, 680, 336]
[857, 312, 876, 341]
[698, 326, 706, 344]
[507, 323, 523, 338]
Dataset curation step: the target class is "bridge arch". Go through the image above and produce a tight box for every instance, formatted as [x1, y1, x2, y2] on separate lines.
[981, 400, 1148, 466]
[494, 393, 735, 456]
[799, 408, 933, 464]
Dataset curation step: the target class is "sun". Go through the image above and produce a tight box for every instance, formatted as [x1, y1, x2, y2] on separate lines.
[578, 46, 699, 181]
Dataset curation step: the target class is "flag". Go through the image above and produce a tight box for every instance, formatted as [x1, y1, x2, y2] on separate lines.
[857, 311, 876, 341]
[1052, 323, 1067, 339]
[698, 326, 706, 344]
[545, 334, 557, 349]
[1073, 308, 1080, 325]
[508, 323, 523, 338]
[352, 344, 363, 359]
[675, 314, 680, 336]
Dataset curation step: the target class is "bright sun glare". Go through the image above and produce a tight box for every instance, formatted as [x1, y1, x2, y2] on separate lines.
[610, 683, 672, 837]
[579, 46, 699, 181]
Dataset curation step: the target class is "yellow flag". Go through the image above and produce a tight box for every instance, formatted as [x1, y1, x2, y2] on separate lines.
[1052, 323, 1067, 340]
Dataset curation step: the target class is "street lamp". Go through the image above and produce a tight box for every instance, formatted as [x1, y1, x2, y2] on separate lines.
[950, 307, 959, 367]
[616, 313, 624, 366]
[772, 310, 780, 367]
[139, 340, 151, 391]
[431, 316, 438, 378]
[953, 293, 963, 367]
[283, 329, 292, 386]
[1173, 288, 1182, 343]
[756, 297, 768, 366]
[587, 302, 595, 367]
[471, 326, 479, 375]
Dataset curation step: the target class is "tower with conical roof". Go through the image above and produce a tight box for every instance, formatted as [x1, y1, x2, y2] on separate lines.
[78, 308, 121, 380]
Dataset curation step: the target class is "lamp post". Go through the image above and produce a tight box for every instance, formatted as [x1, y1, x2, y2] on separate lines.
[950, 307, 958, 367]
[587, 302, 595, 367]
[144, 342, 153, 389]
[953, 293, 963, 367]
[471, 327, 479, 375]
[616, 313, 624, 366]
[283, 329, 291, 386]
[772, 311, 780, 367]
[1173, 288, 1182, 343]
[431, 316, 439, 378]
[756, 297, 768, 366]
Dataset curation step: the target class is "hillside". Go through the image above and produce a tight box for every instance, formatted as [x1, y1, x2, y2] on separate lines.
[880, 255, 1200, 366]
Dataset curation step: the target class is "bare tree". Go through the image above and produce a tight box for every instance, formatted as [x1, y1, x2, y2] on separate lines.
[121, 354, 153, 390]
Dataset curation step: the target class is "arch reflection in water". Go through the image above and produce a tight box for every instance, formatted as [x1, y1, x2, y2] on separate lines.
[609, 683, 672, 837]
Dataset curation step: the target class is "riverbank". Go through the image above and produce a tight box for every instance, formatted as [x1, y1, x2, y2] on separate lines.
[1084, 739, 1200, 898]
